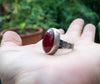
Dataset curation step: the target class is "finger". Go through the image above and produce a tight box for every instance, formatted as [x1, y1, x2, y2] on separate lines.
[81, 24, 96, 41]
[58, 29, 65, 35]
[66, 18, 84, 38]
[1, 31, 22, 47]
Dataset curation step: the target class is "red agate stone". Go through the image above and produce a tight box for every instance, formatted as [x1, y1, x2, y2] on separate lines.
[42, 29, 54, 53]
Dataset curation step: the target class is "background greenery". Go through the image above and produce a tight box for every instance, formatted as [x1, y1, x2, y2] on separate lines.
[0, 0, 100, 42]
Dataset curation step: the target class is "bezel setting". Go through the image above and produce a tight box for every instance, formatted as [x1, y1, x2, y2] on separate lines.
[42, 28, 60, 55]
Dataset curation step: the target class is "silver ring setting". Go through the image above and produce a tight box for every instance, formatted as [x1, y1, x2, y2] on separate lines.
[42, 28, 73, 55]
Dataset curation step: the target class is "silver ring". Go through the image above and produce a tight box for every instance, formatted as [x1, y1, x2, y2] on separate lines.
[42, 28, 74, 55]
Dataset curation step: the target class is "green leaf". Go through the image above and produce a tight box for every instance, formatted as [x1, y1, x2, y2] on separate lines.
[20, 23, 26, 30]
[33, 24, 38, 29]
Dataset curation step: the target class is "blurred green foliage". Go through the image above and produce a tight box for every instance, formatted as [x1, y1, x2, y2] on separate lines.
[58, 0, 99, 31]
[0, 0, 20, 4]
[80, 0, 100, 15]
[0, 0, 100, 32]
[0, 0, 59, 30]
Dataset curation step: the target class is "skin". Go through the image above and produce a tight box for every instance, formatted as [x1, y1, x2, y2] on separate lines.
[0, 18, 100, 84]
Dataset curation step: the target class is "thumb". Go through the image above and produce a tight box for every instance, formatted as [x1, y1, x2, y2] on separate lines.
[1, 31, 22, 47]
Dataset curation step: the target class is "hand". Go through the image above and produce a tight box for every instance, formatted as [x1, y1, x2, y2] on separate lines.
[0, 18, 100, 84]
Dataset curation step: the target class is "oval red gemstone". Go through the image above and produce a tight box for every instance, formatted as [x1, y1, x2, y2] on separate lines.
[42, 29, 54, 53]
